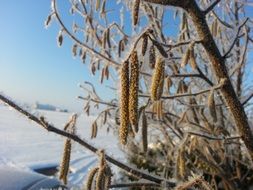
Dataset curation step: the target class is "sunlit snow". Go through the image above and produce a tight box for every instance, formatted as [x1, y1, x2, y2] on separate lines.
[0, 105, 124, 188]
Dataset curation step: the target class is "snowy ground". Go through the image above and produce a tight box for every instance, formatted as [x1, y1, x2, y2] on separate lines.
[0, 105, 125, 188]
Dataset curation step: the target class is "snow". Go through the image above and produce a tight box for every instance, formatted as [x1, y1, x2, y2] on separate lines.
[0, 105, 124, 188]
[0, 164, 61, 190]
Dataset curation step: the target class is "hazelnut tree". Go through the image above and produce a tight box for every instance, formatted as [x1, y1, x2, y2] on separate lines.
[1, 0, 253, 189]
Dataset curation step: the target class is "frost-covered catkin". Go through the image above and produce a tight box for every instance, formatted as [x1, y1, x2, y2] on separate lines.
[152, 40, 168, 58]
[91, 121, 98, 139]
[157, 100, 164, 120]
[212, 18, 218, 37]
[199, 179, 214, 190]
[96, 165, 106, 190]
[129, 51, 139, 133]
[189, 47, 197, 70]
[175, 176, 202, 190]
[142, 34, 148, 56]
[150, 58, 165, 101]
[149, 45, 156, 69]
[95, 0, 101, 11]
[95, 150, 111, 190]
[133, 0, 140, 26]
[57, 30, 63, 47]
[157, 70, 165, 99]
[86, 167, 99, 190]
[142, 111, 148, 153]
[176, 148, 186, 179]
[189, 98, 199, 124]
[81, 50, 86, 63]
[181, 47, 190, 68]
[45, 13, 53, 28]
[118, 40, 124, 57]
[120, 61, 129, 145]
[98, 149, 106, 167]
[208, 89, 217, 122]
[165, 76, 172, 94]
[104, 166, 112, 190]
[106, 29, 111, 48]
[63, 114, 77, 132]
[59, 139, 71, 185]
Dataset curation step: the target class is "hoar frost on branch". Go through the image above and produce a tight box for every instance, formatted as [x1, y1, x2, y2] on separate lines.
[1, 0, 253, 189]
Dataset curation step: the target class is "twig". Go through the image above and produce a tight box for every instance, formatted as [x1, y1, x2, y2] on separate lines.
[211, 11, 233, 29]
[140, 80, 224, 99]
[78, 96, 117, 107]
[71, 2, 103, 46]
[194, 150, 236, 189]
[124, 28, 153, 61]
[162, 118, 183, 139]
[196, 66, 214, 86]
[52, 0, 152, 77]
[109, 182, 160, 188]
[223, 18, 249, 58]
[143, 0, 182, 7]
[242, 92, 253, 106]
[188, 131, 241, 141]
[0, 94, 175, 187]
[160, 39, 202, 49]
[203, 0, 221, 15]
[171, 73, 213, 86]
[170, 73, 201, 78]
[108, 22, 130, 38]
[52, 0, 120, 67]
[178, 99, 223, 108]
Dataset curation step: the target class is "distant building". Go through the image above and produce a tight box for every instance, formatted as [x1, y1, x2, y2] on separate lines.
[33, 102, 68, 112]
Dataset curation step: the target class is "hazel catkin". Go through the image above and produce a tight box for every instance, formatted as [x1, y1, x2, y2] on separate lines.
[142, 34, 148, 56]
[59, 139, 71, 185]
[119, 61, 130, 145]
[133, 0, 140, 26]
[86, 167, 99, 190]
[150, 58, 165, 101]
[129, 51, 139, 133]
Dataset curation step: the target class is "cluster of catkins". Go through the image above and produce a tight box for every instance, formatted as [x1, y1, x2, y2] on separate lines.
[119, 45, 165, 145]
[85, 150, 112, 190]
[120, 51, 139, 145]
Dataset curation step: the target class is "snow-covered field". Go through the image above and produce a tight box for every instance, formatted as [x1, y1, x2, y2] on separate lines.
[0, 105, 124, 189]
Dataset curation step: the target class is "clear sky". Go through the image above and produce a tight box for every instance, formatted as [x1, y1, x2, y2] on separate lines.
[0, 1, 252, 112]
[0, 0, 108, 112]
[0, 0, 178, 113]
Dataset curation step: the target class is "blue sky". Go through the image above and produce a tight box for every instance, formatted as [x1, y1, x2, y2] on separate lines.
[0, 1, 252, 112]
[0, 0, 106, 111]
[0, 0, 179, 112]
